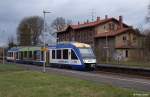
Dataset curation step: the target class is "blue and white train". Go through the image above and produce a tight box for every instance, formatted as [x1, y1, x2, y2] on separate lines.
[6, 42, 96, 70]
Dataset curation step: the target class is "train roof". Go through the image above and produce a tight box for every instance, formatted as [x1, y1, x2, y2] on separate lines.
[71, 42, 91, 48]
[8, 46, 42, 52]
[8, 42, 91, 52]
[18, 46, 41, 51]
[48, 42, 91, 48]
[8, 47, 21, 52]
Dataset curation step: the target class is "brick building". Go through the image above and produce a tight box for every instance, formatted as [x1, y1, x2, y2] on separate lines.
[57, 15, 143, 63]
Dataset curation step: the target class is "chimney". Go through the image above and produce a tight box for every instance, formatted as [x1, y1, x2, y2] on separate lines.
[97, 17, 100, 21]
[87, 19, 89, 23]
[78, 21, 80, 25]
[105, 15, 108, 19]
[119, 16, 123, 28]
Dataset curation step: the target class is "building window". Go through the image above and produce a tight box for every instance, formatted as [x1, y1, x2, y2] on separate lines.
[111, 24, 115, 30]
[63, 49, 68, 59]
[123, 36, 127, 41]
[126, 50, 128, 58]
[109, 23, 115, 30]
[109, 23, 111, 30]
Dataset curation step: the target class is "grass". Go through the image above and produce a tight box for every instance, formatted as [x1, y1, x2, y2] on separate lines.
[0, 64, 149, 97]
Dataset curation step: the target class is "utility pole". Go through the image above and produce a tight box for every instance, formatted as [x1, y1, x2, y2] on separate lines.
[43, 10, 51, 72]
[91, 9, 96, 21]
[2, 30, 5, 64]
[3, 47, 5, 64]
[105, 31, 109, 64]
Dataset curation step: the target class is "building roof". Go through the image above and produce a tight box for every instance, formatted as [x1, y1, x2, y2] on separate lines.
[94, 28, 142, 38]
[115, 44, 138, 49]
[71, 18, 114, 29]
[57, 17, 129, 33]
[94, 28, 131, 38]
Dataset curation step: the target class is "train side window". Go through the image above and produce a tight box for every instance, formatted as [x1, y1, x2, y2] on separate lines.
[21, 52, 23, 59]
[12, 52, 14, 57]
[16, 52, 18, 59]
[63, 49, 68, 59]
[24, 51, 27, 58]
[11, 52, 13, 57]
[9, 52, 11, 57]
[8, 52, 10, 57]
[29, 51, 32, 58]
[17, 52, 19, 59]
[57, 50, 61, 59]
[52, 50, 55, 59]
[71, 50, 78, 60]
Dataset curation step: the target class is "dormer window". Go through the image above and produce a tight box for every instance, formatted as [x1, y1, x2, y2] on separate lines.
[109, 23, 115, 30]
[111, 24, 115, 30]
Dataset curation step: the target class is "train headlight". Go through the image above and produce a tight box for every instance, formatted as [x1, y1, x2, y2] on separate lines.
[83, 59, 96, 63]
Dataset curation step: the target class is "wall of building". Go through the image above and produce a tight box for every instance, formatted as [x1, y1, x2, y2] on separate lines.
[115, 31, 139, 48]
[115, 49, 143, 61]
[57, 17, 144, 62]
[95, 21, 119, 34]
[94, 37, 115, 62]
[57, 27, 95, 47]
[74, 28, 95, 47]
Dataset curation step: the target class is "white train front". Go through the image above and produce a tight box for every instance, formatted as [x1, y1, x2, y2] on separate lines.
[7, 42, 97, 70]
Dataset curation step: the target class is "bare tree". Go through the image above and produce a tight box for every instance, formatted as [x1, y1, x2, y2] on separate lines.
[143, 30, 150, 50]
[51, 17, 72, 31]
[143, 3, 150, 61]
[17, 16, 44, 46]
[7, 36, 16, 49]
[146, 4, 150, 23]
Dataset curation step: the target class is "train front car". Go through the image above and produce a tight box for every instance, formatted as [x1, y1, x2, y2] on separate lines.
[48, 42, 96, 71]
[73, 43, 96, 70]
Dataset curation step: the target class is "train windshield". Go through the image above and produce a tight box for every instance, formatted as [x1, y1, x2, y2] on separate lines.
[79, 48, 95, 58]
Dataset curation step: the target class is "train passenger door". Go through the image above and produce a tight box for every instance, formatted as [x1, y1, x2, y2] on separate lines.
[68, 49, 71, 64]
[70, 49, 79, 65]
[14, 52, 16, 62]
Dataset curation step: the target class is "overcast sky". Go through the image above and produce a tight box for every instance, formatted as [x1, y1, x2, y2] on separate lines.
[0, 0, 149, 46]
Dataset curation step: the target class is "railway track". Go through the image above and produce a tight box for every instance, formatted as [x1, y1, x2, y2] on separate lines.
[5, 61, 150, 78]
[96, 64, 150, 78]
